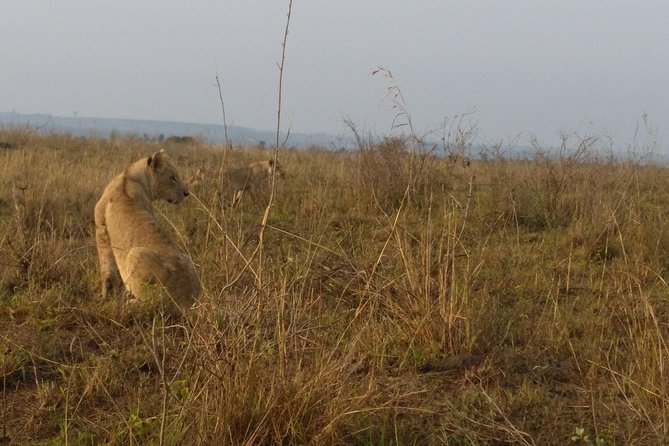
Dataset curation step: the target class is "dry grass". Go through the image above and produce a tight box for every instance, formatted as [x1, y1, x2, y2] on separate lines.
[1, 129, 669, 445]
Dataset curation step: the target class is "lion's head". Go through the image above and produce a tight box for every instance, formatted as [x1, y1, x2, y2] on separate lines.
[146, 150, 190, 204]
[266, 158, 286, 179]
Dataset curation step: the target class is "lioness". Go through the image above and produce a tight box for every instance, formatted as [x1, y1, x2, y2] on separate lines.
[94, 150, 200, 312]
[248, 159, 285, 179]
[226, 158, 285, 207]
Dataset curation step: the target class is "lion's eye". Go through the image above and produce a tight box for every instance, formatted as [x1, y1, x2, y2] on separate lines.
[170, 176, 177, 182]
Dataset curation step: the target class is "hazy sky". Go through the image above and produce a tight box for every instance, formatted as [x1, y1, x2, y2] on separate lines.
[3, 1, 669, 149]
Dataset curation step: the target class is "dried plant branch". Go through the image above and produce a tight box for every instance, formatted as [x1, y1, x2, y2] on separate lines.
[256, 0, 293, 287]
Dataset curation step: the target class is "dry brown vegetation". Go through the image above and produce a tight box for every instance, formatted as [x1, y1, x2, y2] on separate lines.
[1, 128, 669, 445]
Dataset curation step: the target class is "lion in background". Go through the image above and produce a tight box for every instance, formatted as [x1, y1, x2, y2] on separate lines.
[94, 150, 200, 313]
[222, 158, 286, 207]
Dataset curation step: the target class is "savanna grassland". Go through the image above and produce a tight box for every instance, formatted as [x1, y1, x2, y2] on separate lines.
[1, 129, 669, 445]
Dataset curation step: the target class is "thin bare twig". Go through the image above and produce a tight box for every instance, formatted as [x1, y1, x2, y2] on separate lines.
[256, 0, 293, 287]
[215, 73, 233, 202]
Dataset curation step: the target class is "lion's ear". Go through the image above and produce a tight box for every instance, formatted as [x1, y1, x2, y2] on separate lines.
[267, 159, 274, 167]
[148, 150, 166, 170]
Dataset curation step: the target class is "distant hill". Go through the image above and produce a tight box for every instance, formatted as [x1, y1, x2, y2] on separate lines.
[4, 112, 648, 162]
[0, 112, 347, 149]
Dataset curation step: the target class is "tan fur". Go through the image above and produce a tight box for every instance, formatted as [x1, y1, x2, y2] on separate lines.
[227, 159, 285, 207]
[94, 150, 200, 313]
[248, 159, 285, 179]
